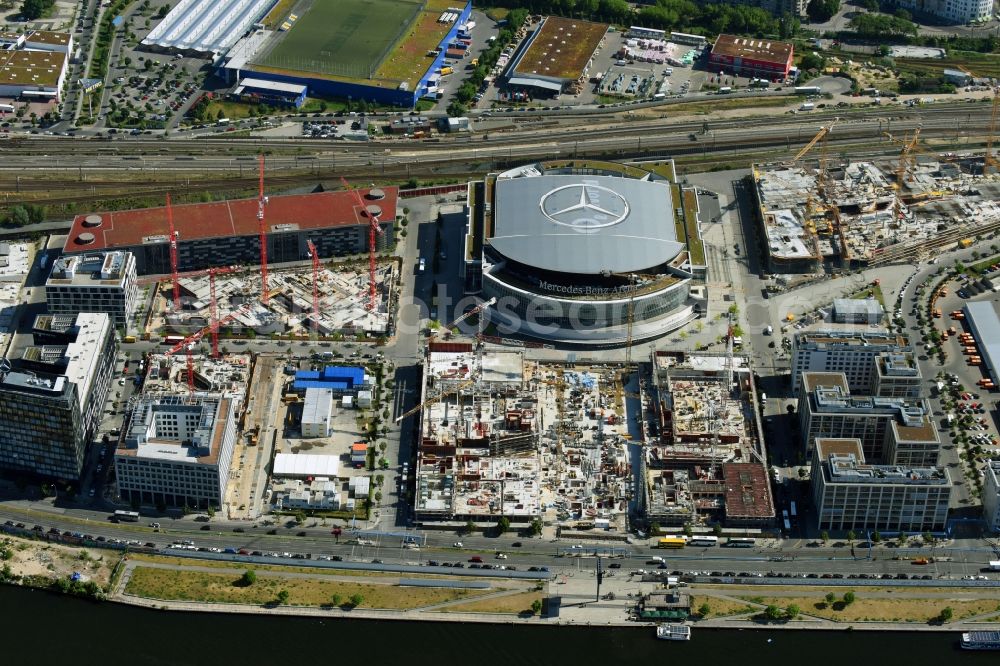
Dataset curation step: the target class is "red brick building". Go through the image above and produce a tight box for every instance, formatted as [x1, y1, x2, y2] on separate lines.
[708, 34, 794, 80]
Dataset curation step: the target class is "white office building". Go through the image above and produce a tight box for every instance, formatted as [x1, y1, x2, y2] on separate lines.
[115, 394, 237, 510]
[895, 0, 992, 24]
[45, 251, 138, 329]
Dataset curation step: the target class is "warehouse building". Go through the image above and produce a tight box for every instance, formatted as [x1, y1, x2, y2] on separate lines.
[62, 189, 397, 276]
[45, 251, 138, 329]
[708, 34, 794, 80]
[963, 300, 1000, 385]
[983, 460, 1000, 533]
[505, 16, 609, 96]
[0, 313, 116, 480]
[115, 394, 237, 510]
[811, 438, 951, 532]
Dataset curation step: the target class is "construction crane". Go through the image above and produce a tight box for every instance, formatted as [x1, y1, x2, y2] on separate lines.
[394, 377, 476, 423]
[166, 193, 180, 312]
[206, 265, 239, 358]
[791, 120, 837, 163]
[341, 177, 384, 312]
[436, 297, 496, 339]
[165, 304, 253, 391]
[257, 154, 270, 304]
[602, 271, 657, 369]
[306, 239, 320, 338]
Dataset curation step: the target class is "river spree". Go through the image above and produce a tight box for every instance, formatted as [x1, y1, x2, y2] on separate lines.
[0, 585, 994, 665]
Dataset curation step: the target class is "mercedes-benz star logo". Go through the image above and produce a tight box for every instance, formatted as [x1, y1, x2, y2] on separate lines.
[539, 183, 629, 232]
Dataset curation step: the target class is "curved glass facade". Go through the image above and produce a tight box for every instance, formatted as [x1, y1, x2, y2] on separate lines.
[484, 272, 690, 338]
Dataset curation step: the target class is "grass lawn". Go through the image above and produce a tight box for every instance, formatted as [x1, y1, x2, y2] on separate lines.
[847, 281, 885, 309]
[375, 8, 451, 85]
[736, 594, 1000, 623]
[438, 590, 544, 614]
[125, 567, 493, 609]
[690, 595, 758, 618]
[258, 0, 422, 79]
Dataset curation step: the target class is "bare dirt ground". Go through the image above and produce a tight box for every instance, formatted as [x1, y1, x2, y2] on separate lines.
[2, 535, 117, 586]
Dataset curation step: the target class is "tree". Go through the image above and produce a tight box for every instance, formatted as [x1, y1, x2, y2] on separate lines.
[20, 0, 54, 21]
[871, 530, 881, 543]
[846, 530, 857, 544]
[497, 515, 511, 534]
[712, 523, 723, 537]
[806, 0, 840, 23]
[528, 517, 543, 537]
[683, 523, 694, 538]
[825, 592, 837, 605]
[922, 531, 934, 545]
[939, 606, 953, 623]
[464, 520, 476, 535]
[859, 0, 878, 10]
[698, 602, 711, 618]
[843, 591, 856, 605]
[799, 52, 825, 72]
[276, 589, 290, 605]
[217, 109, 226, 120]
[530, 599, 542, 615]
[786, 604, 800, 620]
[349, 593, 364, 607]
[293, 510, 306, 524]
[206, 505, 215, 518]
[764, 604, 783, 621]
[240, 569, 256, 586]
[331, 593, 343, 607]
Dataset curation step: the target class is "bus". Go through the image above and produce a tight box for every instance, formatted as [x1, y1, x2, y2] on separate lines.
[726, 537, 756, 548]
[163, 335, 184, 345]
[782, 510, 791, 531]
[658, 537, 687, 549]
[113, 510, 139, 522]
[790, 501, 797, 518]
[688, 536, 719, 547]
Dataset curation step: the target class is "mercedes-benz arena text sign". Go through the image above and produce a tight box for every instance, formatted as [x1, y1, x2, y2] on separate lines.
[539, 182, 629, 231]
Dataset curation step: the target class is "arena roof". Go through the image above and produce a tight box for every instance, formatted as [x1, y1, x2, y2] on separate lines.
[63, 188, 398, 253]
[491, 174, 682, 274]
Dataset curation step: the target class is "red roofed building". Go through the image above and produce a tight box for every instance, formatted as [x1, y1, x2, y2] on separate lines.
[63, 188, 397, 275]
[709, 34, 794, 80]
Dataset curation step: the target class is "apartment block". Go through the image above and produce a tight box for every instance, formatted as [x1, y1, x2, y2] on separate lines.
[811, 438, 951, 532]
[791, 330, 913, 396]
[115, 394, 237, 509]
[0, 313, 116, 480]
[45, 251, 138, 329]
[984, 460, 1000, 534]
[799, 372, 939, 466]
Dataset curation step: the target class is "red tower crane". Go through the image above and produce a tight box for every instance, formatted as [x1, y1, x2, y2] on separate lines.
[340, 177, 383, 311]
[166, 193, 180, 311]
[257, 154, 270, 304]
[164, 304, 253, 391]
[206, 265, 239, 358]
[306, 240, 320, 337]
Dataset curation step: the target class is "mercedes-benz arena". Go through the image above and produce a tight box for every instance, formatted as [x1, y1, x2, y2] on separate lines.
[463, 160, 705, 345]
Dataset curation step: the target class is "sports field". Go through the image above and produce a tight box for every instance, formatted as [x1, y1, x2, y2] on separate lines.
[256, 0, 424, 79]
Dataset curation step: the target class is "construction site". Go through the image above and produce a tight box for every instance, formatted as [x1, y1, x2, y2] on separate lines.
[147, 260, 395, 340]
[754, 119, 1000, 273]
[639, 350, 775, 528]
[410, 337, 636, 534]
